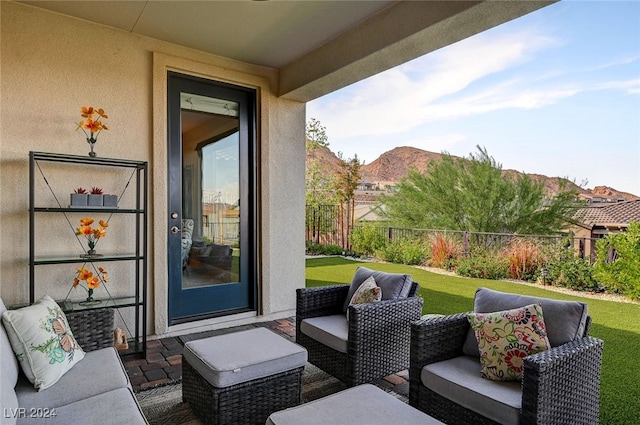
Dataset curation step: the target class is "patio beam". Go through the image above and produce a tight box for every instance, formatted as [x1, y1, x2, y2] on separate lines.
[278, 0, 556, 102]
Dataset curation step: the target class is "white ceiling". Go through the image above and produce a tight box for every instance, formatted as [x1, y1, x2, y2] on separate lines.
[19, 0, 395, 69]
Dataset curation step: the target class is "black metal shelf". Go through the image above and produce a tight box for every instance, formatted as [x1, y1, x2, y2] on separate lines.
[34, 207, 142, 213]
[31, 151, 146, 169]
[34, 254, 143, 265]
[58, 296, 142, 312]
[29, 151, 148, 357]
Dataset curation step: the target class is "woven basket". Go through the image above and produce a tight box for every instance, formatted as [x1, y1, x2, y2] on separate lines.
[66, 308, 114, 352]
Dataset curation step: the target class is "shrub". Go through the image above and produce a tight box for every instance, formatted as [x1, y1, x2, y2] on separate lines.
[323, 244, 345, 256]
[545, 248, 601, 292]
[305, 242, 344, 256]
[349, 223, 387, 257]
[593, 221, 640, 300]
[455, 249, 509, 280]
[428, 233, 462, 270]
[537, 237, 601, 292]
[505, 238, 544, 282]
[375, 240, 403, 264]
[398, 238, 428, 265]
[305, 241, 323, 255]
[375, 238, 427, 265]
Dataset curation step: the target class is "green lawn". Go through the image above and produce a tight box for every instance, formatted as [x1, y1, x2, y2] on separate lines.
[306, 257, 640, 425]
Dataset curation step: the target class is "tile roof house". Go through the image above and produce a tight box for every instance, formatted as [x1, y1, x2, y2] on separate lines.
[578, 200, 640, 230]
[571, 200, 640, 259]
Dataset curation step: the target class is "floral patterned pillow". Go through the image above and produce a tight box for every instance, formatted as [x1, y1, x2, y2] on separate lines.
[467, 303, 550, 381]
[1, 295, 85, 391]
[347, 276, 382, 320]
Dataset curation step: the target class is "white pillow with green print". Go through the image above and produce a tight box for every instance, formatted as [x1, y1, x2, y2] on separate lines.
[1, 295, 85, 391]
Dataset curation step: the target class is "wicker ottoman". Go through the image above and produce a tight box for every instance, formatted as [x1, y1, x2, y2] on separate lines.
[182, 327, 307, 425]
[267, 384, 445, 425]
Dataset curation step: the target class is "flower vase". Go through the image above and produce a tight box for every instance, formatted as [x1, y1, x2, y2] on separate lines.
[79, 288, 101, 306]
[87, 137, 97, 157]
[80, 244, 103, 259]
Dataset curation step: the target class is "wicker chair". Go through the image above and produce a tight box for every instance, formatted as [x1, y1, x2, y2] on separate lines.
[296, 272, 423, 387]
[409, 288, 604, 425]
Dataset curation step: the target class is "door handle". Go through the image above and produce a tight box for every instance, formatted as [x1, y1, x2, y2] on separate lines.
[170, 226, 180, 234]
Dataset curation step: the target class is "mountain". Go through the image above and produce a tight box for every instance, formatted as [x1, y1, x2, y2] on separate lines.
[360, 146, 442, 184]
[305, 144, 343, 176]
[308, 145, 639, 201]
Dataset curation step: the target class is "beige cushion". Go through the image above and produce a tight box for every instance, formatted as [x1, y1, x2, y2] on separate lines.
[1, 296, 85, 391]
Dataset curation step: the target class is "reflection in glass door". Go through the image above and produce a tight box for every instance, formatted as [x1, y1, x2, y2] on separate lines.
[181, 94, 240, 289]
[168, 72, 256, 324]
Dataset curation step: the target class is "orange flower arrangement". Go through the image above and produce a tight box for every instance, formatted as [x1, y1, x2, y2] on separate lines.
[75, 217, 108, 255]
[72, 266, 108, 302]
[75, 106, 108, 157]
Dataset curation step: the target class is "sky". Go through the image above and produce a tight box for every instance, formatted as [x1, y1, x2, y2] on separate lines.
[307, 0, 640, 196]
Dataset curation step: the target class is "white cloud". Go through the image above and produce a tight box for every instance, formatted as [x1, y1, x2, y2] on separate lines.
[583, 54, 640, 73]
[592, 78, 640, 95]
[308, 27, 557, 141]
[425, 83, 581, 120]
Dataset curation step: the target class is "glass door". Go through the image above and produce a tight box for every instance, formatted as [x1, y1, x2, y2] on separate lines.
[167, 72, 257, 324]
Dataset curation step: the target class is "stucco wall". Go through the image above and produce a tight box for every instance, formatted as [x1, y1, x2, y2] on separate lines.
[0, 2, 306, 337]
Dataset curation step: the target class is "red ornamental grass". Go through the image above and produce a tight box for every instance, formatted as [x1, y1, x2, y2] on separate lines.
[429, 233, 462, 269]
[506, 238, 543, 280]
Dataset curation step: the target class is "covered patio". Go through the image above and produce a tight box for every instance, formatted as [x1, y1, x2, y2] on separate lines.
[2, 2, 572, 424]
[1, 0, 555, 339]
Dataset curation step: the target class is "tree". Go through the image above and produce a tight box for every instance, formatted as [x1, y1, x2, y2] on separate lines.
[305, 118, 338, 208]
[305, 164, 339, 244]
[305, 119, 337, 243]
[379, 146, 582, 235]
[306, 118, 329, 149]
[335, 153, 362, 248]
[306, 162, 337, 207]
[304, 118, 362, 249]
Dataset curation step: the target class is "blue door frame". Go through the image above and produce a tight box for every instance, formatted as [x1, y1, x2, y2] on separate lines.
[167, 72, 257, 325]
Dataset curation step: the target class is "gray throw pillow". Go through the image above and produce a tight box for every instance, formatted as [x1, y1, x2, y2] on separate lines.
[462, 287, 589, 357]
[342, 266, 412, 313]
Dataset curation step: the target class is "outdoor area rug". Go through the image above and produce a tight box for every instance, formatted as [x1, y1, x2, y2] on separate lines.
[137, 363, 348, 425]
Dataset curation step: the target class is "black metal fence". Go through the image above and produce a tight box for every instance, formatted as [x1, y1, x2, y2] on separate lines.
[305, 204, 600, 262]
[305, 204, 345, 247]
